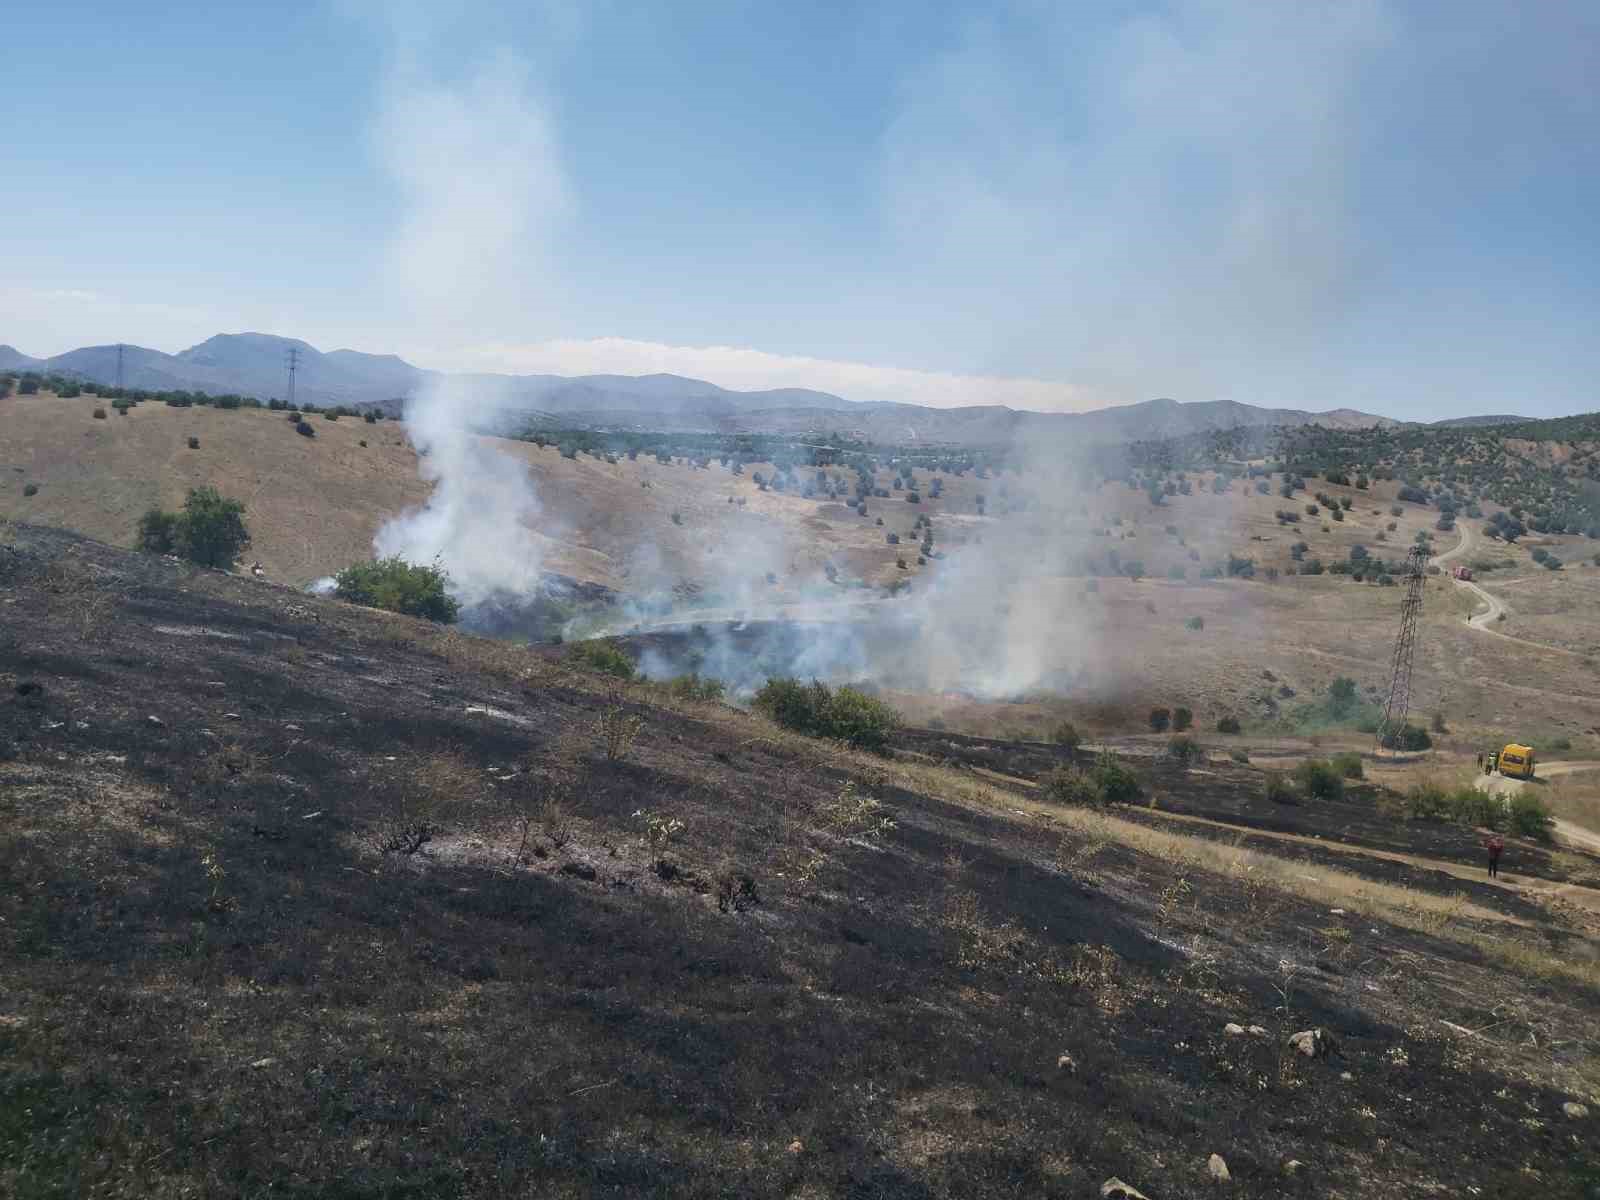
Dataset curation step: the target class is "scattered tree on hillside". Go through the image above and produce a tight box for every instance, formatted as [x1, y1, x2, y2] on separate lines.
[138, 487, 251, 569]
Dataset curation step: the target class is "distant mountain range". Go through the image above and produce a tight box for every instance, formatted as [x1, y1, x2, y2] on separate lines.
[1, 331, 1506, 445]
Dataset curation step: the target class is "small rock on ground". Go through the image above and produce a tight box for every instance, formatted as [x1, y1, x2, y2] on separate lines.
[145, 714, 166, 728]
[1289, 1028, 1337, 1059]
[1101, 1180, 1150, 1200]
[1057, 1053, 1077, 1074]
[1224, 1023, 1246, 1036]
[1564, 1102, 1590, 1119]
[1208, 1153, 1230, 1182]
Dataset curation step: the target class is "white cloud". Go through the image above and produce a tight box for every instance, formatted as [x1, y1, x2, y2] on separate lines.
[422, 336, 1116, 412]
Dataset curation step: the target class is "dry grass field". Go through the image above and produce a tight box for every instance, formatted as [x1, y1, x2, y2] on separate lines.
[5, 388, 1600, 765]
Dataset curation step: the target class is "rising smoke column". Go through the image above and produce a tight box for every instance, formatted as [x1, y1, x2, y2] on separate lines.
[367, 29, 570, 607]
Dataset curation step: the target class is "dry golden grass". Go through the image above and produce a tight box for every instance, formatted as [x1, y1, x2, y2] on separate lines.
[9, 389, 1600, 752]
[882, 757, 1600, 988]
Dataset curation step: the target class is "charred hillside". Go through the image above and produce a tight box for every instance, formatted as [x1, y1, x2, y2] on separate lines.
[3, 524, 1600, 1197]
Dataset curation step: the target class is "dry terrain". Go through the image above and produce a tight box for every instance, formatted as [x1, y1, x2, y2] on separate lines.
[6, 388, 1600, 764]
[5, 524, 1600, 1197]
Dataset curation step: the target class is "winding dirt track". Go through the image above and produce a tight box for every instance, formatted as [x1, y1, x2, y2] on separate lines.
[1432, 523, 1586, 656]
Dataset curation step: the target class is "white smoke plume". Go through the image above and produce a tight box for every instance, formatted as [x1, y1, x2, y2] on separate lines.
[366, 27, 570, 608]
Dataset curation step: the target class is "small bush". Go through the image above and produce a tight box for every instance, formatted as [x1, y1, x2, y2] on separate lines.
[752, 677, 900, 752]
[1167, 735, 1201, 765]
[1149, 706, 1171, 733]
[187, 436, 200, 449]
[1264, 772, 1296, 804]
[1216, 715, 1241, 734]
[1091, 750, 1140, 804]
[598, 685, 644, 762]
[666, 673, 725, 703]
[565, 638, 636, 680]
[22, 483, 38, 497]
[1508, 791, 1553, 840]
[1229, 748, 1249, 764]
[1041, 766, 1103, 808]
[1293, 759, 1345, 801]
[1381, 724, 1432, 751]
[1172, 706, 1193, 732]
[1051, 721, 1081, 752]
[334, 556, 460, 622]
[92, 407, 107, 419]
[1329, 751, 1364, 779]
[1184, 615, 1204, 631]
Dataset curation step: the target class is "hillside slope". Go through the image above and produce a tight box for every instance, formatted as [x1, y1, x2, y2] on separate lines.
[3, 524, 1600, 1197]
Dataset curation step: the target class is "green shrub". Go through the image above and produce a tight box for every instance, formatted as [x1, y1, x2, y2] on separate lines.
[187, 436, 200, 449]
[1381, 724, 1433, 751]
[1547, 735, 1572, 752]
[752, 677, 900, 752]
[1403, 781, 1451, 821]
[1090, 750, 1140, 804]
[334, 556, 460, 623]
[1293, 759, 1344, 801]
[1264, 772, 1296, 804]
[1508, 792, 1553, 841]
[666, 673, 725, 702]
[1041, 766, 1102, 808]
[92, 407, 107, 419]
[1216, 715, 1242, 735]
[1051, 721, 1081, 752]
[1446, 785, 1501, 829]
[22, 483, 38, 497]
[1330, 751, 1364, 780]
[1172, 706, 1193, 732]
[1229, 748, 1249, 764]
[1185, 615, 1204, 631]
[1167, 735, 1201, 765]
[170, 486, 250, 568]
[137, 508, 181, 555]
[564, 638, 636, 680]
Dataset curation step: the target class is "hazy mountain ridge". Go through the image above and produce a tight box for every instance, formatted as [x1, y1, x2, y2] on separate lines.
[3, 330, 1441, 444]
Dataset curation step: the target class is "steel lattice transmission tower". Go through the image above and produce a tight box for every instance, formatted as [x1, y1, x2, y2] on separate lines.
[115, 343, 125, 393]
[285, 346, 299, 410]
[1375, 545, 1430, 750]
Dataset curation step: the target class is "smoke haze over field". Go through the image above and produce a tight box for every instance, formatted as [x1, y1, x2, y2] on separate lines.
[367, 14, 568, 609]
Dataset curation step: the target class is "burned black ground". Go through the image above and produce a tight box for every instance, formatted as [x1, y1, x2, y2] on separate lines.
[3, 524, 1600, 1198]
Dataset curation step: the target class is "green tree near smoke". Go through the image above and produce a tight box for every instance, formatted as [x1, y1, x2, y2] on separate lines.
[138, 487, 251, 569]
[334, 556, 460, 623]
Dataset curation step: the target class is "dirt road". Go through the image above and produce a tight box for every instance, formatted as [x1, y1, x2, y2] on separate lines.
[1471, 760, 1600, 852]
[1433, 524, 1587, 656]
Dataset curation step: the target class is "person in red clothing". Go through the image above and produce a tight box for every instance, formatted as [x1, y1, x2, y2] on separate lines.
[1484, 833, 1505, 879]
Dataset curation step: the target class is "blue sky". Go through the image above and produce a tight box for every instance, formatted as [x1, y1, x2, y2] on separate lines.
[2, 1, 1596, 419]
